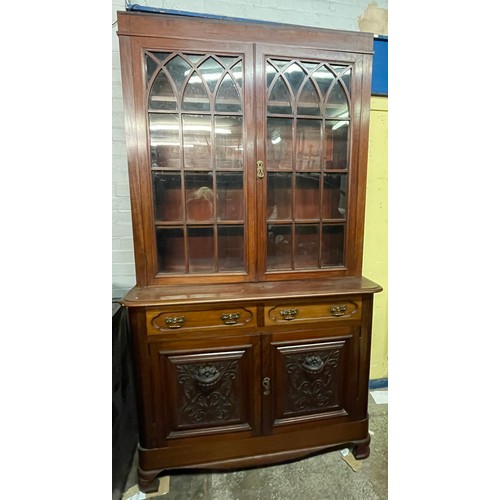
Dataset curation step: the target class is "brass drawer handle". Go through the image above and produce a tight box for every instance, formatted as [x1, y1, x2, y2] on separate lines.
[280, 308, 298, 320]
[330, 305, 347, 317]
[221, 312, 241, 325]
[262, 377, 271, 396]
[165, 316, 185, 329]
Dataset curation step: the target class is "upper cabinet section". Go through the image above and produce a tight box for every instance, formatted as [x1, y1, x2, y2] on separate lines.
[117, 11, 373, 287]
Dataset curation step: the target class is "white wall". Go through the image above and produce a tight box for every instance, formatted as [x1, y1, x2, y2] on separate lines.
[111, 0, 388, 298]
[112, 0, 136, 298]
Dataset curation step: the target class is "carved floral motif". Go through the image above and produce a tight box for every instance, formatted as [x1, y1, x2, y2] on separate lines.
[176, 360, 240, 425]
[284, 348, 341, 413]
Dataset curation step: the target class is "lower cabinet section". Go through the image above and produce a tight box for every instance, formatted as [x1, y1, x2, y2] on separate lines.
[126, 291, 377, 493]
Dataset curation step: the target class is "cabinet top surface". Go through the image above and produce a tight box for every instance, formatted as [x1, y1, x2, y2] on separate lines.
[116, 11, 374, 54]
[121, 276, 382, 307]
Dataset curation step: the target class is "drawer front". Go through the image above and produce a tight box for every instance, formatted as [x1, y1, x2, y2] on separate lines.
[146, 306, 257, 334]
[265, 299, 361, 325]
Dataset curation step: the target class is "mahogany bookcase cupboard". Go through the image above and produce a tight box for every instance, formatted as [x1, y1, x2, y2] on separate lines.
[117, 10, 382, 493]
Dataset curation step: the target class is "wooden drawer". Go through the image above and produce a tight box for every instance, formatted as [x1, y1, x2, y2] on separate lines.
[264, 298, 361, 326]
[146, 306, 257, 334]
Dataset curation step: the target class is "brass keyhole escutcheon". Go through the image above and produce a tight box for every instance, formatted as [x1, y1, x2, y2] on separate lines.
[257, 160, 265, 179]
[262, 377, 271, 396]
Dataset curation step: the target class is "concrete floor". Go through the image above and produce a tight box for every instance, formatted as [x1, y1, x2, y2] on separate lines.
[123, 390, 388, 500]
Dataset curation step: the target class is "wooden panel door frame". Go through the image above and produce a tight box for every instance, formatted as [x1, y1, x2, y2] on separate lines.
[261, 326, 361, 435]
[121, 34, 257, 286]
[148, 332, 262, 445]
[254, 43, 372, 281]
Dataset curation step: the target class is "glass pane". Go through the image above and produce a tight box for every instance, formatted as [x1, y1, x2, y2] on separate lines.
[296, 120, 321, 171]
[231, 61, 243, 88]
[270, 59, 290, 71]
[303, 61, 319, 72]
[215, 116, 243, 169]
[198, 57, 224, 93]
[266, 64, 278, 87]
[165, 55, 191, 91]
[336, 66, 352, 93]
[219, 56, 239, 68]
[267, 173, 292, 220]
[149, 114, 181, 169]
[325, 80, 349, 118]
[152, 172, 183, 221]
[268, 76, 292, 114]
[267, 225, 292, 270]
[297, 79, 321, 116]
[215, 74, 241, 112]
[156, 227, 185, 273]
[218, 226, 244, 271]
[295, 224, 319, 268]
[324, 120, 349, 169]
[185, 172, 214, 222]
[149, 70, 177, 110]
[145, 53, 163, 83]
[311, 65, 335, 99]
[323, 173, 347, 219]
[266, 118, 293, 170]
[284, 62, 306, 95]
[188, 227, 215, 272]
[182, 115, 212, 169]
[182, 72, 211, 112]
[295, 173, 320, 220]
[322, 225, 344, 267]
[186, 54, 203, 65]
[150, 51, 171, 64]
[216, 173, 244, 221]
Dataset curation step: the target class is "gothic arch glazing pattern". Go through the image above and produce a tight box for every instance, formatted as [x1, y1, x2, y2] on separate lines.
[144, 51, 246, 275]
[265, 58, 353, 271]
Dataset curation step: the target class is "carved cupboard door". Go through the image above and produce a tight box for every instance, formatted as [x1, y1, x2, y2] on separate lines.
[262, 327, 359, 434]
[149, 334, 261, 444]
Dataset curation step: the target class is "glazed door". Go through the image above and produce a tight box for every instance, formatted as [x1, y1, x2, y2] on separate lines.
[148, 333, 261, 444]
[261, 327, 360, 434]
[255, 45, 370, 280]
[126, 37, 256, 285]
